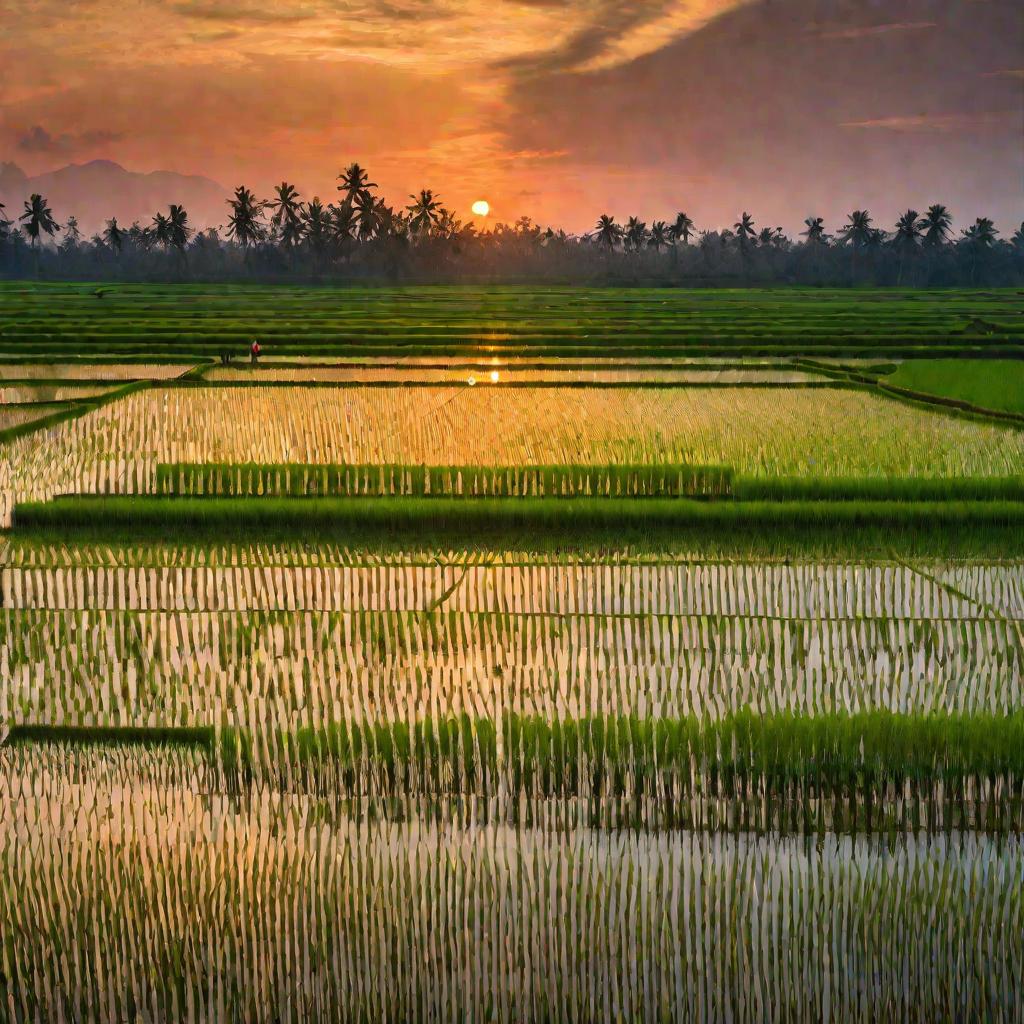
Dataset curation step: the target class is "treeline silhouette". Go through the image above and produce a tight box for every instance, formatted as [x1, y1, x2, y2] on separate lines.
[2, 163, 1022, 286]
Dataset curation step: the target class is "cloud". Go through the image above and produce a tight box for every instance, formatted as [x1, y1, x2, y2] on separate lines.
[840, 111, 1018, 133]
[496, 0, 676, 76]
[498, 0, 1024, 231]
[0, 55, 476, 200]
[1, 0, 1019, 234]
[171, 1, 317, 22]
[16, 125, 123, 156]
[810, 21, 937, 40]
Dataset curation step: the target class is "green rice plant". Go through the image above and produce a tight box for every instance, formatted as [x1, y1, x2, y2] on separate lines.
[155, 461, 735, 498]
[732, 475, 1024, 501]
[14, 496, 1024, 545]
[3, 723, 214, 747]
[10, 711, 1015, 831]
[0, 741, 1020, 1021]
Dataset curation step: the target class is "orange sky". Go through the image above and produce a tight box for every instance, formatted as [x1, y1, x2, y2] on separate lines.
[1, 0, 1021, 233]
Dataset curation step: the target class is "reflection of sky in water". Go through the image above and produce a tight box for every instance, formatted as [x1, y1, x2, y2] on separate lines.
[1, 557, 1020, 730]
[1, 746, 1021, 1019]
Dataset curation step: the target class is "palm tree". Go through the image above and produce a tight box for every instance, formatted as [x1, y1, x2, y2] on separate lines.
[269, 183, 304, 249]
[337, 163, 377, 202]
[151, 212, 172, 250]
[961, 217, 998, 283]
[372, 198, 400, 240]
[301, 197, 331, 263]
[963, 217, 998, 247]
[670, 212, 695, 245]
[648, 221, 669, 251]
[168, 204, 191, 253]
[329, 199, 358, 243]
[801, 217, 826, 244]
[893, 210, 921, 249]
[354, 189, 380, 241]
[20, 194, 60, 249]
[60, 216, 82, 253]
[0, 202, 9, 243]
[127, 221, 151, 250]
[226, 186, 266, 249]
[841, 209, 873, 280]
[406, 189, 443, 236]
[757, 226, 785, 249]
[920, 205, 952, 248]
[734, 212, 756, 253]
[841, 210, 873, 248]
[593, 214, 623, 249]
[1011, 221, 1024, 251]
[625, 216, 647, 252]
[103, 218, 125, 254]
[892, 209, 922, 284]
[434, 207, 463, 241]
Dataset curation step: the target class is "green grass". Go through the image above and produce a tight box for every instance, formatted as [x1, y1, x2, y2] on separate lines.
[267, 710, 1024, 782]
[4, 724, 215, 748]
[156, 462, 1024, 502]
[13, 495, 1024, 558]
[886, 360, 1024, 416]
[11, 712, 1019, 830]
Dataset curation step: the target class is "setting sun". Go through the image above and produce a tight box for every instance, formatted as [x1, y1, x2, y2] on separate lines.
[471, 200, 490, 217]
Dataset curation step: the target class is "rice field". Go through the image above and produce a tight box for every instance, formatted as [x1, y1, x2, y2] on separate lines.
[2, 743, 1019, 1023]
[3, 385, 1023, 524]
[4, 553, 1022, 733]
[2, 283, 1021, 359]
[2, 284, 1023, 1019]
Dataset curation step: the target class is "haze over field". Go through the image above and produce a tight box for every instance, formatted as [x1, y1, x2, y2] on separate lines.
[2, 0, 1021, 233]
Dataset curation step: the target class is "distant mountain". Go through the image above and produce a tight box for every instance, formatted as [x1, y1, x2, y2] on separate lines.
[0, 160, 229, 236]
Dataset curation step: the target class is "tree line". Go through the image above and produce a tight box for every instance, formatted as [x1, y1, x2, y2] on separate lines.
[2, 162, 1022, 286]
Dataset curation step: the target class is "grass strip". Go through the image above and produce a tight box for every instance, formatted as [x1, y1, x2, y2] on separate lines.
[157, 463, 1024, 503]
[3, 724, 215, 748]
[257, 709, 1024, 778]
[220, 710, 1024, 829]
[732, 476, 1024, 501]
[13, 496, 1024, 556]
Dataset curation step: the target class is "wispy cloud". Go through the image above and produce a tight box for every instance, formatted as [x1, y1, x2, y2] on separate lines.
[17, 124, 123, 156]
[840, 111, 1017, 133]
[811, 21, 936, 41]
[171, 1, 317, 23]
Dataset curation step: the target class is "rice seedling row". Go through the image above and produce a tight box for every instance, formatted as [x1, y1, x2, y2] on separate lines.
[0, 743, 1019, 1022]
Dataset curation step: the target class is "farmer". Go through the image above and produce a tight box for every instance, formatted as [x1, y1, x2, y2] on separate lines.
[250, 339, 261, 366]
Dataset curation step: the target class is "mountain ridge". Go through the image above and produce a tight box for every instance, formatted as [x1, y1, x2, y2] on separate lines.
[0, 160, 229, 235]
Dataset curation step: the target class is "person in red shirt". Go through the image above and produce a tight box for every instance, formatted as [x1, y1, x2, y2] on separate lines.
[250, 339, 261, 366]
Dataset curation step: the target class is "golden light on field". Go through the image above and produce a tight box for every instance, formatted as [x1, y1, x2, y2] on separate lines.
[471, 200, 490, 217]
